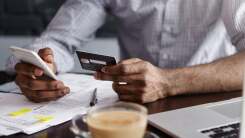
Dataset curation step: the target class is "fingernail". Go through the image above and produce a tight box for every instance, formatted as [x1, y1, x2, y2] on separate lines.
[61, 90, 66, 95]
[56, 83, 63, 89]
[63, 88, 69, 94]
[31, 75, 37, 79]
[66, 88, 70, 94]
[35, 69, 43, 76]
[101, 67, 107, 73]
[46, 55, 54, 63]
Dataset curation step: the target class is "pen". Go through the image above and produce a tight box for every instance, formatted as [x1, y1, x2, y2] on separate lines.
[89, 88, 98, 107]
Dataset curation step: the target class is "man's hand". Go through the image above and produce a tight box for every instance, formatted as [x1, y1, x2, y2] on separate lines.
[95, 58, 171, 103]
[15, 48, 70, 103]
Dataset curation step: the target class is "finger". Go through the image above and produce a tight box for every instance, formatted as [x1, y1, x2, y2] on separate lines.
[118, 58, 142, 65]
[118, 95, 141, 103]
[101, 61, 148, 75]
[17, 75, 65, 90]
[95, 72, 146, 84]
[20, 87, 40, 102]
[15, 63, 44, 77]
[112, 82, 144, 95]
[35, 87, 70, 98]
[38, 48, 54, 63]
[112, 82, 135, 95]
[21, 87, 69, 100]
[101, 58, 142, 75]
[95, 72, 135, 82]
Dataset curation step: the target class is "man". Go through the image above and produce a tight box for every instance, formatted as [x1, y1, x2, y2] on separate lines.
[7, 0, 245, 103]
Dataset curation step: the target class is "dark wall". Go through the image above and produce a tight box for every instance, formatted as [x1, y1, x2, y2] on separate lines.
[0, 0, 117, 37]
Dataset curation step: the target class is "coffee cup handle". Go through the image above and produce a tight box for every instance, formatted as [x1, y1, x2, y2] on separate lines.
[70, 114, 90, 138]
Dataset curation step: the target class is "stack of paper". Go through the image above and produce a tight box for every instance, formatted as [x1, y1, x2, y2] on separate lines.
[0, 73, 118, 136]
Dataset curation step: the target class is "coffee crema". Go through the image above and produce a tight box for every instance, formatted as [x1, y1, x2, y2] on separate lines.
[87, 110, 147, 138]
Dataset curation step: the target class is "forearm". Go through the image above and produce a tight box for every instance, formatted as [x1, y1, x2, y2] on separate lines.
[165, 51, 245, 96]
[43, 0, 106, 47]
[8, 0, 108, 73]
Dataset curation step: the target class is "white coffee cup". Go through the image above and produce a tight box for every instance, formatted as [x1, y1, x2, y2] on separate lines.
[70, 102, 159, 138]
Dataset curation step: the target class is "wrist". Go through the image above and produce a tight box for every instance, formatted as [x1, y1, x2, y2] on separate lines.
[160, 68, 192, 97]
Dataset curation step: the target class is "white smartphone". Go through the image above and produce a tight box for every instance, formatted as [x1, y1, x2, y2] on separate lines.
[10, 46, 58, 80]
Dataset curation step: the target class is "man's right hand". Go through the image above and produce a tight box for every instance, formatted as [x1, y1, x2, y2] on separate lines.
[15, 48, 70, 103]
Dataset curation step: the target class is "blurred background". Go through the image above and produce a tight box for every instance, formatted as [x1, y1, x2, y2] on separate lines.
[0, 0, 120, 72]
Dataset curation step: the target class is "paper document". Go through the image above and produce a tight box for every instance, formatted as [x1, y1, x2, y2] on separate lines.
[0, 73, 118, 135]
[0, 123, 20, 136]
[0, 81, 21, 94]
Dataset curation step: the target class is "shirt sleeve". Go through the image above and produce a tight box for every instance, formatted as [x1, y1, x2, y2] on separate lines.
[222, 0, 245, 51]
[5, 0, 107, 73]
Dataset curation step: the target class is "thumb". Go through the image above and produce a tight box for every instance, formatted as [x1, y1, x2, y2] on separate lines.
[38, 48, 54, 63]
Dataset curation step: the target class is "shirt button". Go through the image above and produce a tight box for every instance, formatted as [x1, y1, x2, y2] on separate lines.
[162, 53, 169, 59]
[164, 25, 174, 33]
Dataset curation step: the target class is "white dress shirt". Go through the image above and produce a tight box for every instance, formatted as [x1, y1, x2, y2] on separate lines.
[6, 0, 245, 73]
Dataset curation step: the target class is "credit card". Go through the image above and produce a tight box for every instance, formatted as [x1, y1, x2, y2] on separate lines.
[76, 51, 116, 71]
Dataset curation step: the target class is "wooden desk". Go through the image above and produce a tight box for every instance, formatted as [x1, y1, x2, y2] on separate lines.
[0, 71, 241, 138]
[2, 91, 241, 138]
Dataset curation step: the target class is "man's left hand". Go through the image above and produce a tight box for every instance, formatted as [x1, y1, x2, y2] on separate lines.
[95, 58, 171, 103]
